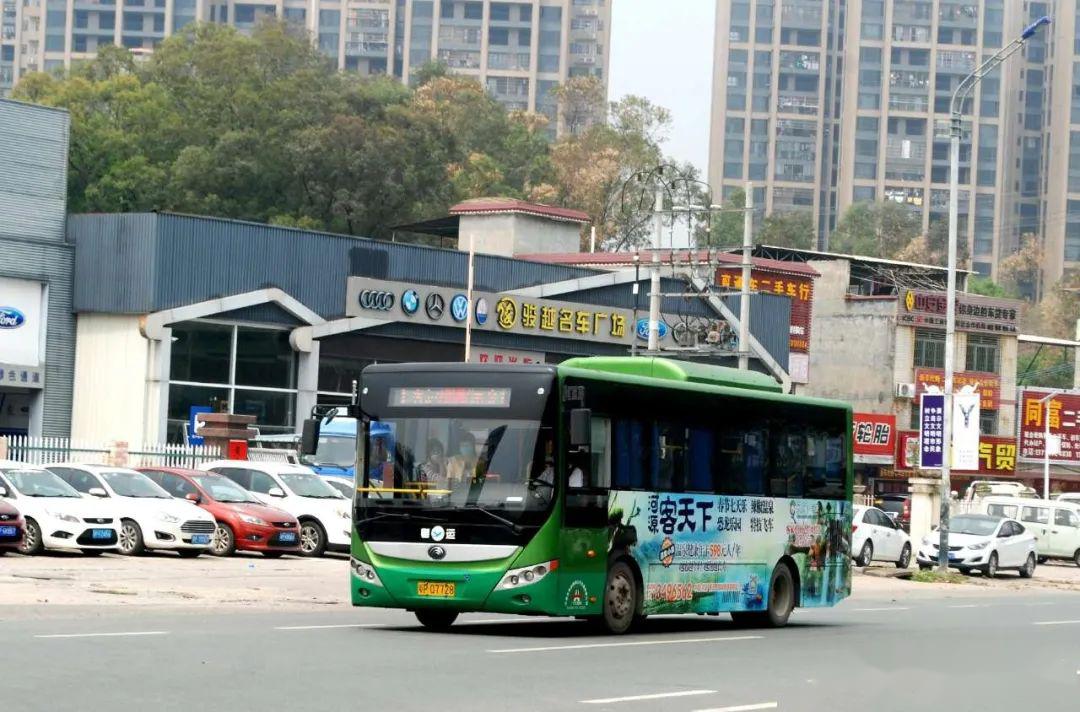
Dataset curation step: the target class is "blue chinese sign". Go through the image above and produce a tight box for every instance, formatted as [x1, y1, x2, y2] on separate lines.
[188, 406, 213, 446]
[919, 393, 945, 469]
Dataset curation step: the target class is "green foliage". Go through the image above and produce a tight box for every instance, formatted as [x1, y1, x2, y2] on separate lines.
[831, 201, 921, 258]
[699, 188, 745, 249]
[967, 277, 1014, 298]
[909, 570, 968, 585]
[759, 211, 815, 249]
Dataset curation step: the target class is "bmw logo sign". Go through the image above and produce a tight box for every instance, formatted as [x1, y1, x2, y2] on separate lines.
[430, 525, 446, 542]
[635, 318, 668, 341]
[475, 298, 489, 326]
[401, 289, 420, 315]
[450, 294, 469, 323]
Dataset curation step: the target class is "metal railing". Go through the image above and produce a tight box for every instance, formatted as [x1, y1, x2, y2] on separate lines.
[1, 436, 220, 469]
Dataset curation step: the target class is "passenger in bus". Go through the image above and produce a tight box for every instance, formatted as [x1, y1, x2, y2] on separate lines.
[447, 434, 477, 485]
[417, 439, 446, 485]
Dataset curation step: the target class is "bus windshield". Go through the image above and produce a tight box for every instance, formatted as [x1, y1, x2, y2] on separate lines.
[313, 435, 357, 469]
[363, 417, 554, 517]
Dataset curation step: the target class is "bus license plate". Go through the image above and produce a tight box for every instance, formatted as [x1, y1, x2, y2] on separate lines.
[417, 581, 456, 598]
[0, 526, 16, 538]
[191, 534, 211, 545]
[91, 528, 112, 540]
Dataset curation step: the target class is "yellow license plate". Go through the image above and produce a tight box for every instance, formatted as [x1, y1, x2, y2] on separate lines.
[417, 581, 456, 598]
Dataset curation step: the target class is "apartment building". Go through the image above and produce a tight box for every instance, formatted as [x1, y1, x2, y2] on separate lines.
[709, 0, 1075, 285]
[0, 0, 609, 135]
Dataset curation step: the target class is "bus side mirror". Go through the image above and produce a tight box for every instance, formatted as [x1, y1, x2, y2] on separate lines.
[300, 418, 320, 457]
[569, 408, 592, 447]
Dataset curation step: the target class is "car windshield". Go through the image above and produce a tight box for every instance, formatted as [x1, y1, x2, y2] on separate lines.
[949, 515, 1000, 537]
[100, 470, 172, 498]
[279, 473, 345, 499]
[363, 417, 553, 518]
[326, 479, 355, 498]
[311, 434, 356, 469]
[191, 475, 258, 504]
[2, 468, 83, 498]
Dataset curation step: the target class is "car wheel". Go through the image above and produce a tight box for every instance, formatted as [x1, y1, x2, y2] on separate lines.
[262, 551, 286, 559]
[1037, 556, 1048, 565]
[299, 520, 327, 557]
[177, 549, 202, 558]
[1019, 552, 1036, 579]
[415, 610, 458, 630]
[81, 550, 105, 557]
[210, 522, 235, 557]
[985, 552, 998, 578]
[857, 541, 873, 567]
[19, 518, 43, 555]
[602, 560, 640, 634]
[119, 519, 145, 556]
[1073, 549, 1080, 568]
[896, 543, 912, 569]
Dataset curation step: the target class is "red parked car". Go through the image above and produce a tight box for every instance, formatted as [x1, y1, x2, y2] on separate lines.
[139, 467, 301, 557]
[0, 497, 25, 554]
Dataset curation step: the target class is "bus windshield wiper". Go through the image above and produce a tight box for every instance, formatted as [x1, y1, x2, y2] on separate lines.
[463, 503, 521, 535]
[354, 511, 444, 526]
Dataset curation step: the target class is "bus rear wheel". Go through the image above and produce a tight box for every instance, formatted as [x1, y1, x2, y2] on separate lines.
[731, 564, 795, 628]
[602, 561, 640, 635]
[415, 610, 458, 631]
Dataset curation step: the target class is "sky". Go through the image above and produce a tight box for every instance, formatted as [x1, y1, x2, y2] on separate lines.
[608, 0, 716, 177]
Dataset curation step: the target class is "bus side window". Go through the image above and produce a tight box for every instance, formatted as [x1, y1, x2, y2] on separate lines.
[687, 427, 714, 492]
[589, 417, 612, 489]
[655, 422, 686, 493]
[614, 419, 648, 489]
[770, 427, 807, 498]
[717, 428, 767, 497]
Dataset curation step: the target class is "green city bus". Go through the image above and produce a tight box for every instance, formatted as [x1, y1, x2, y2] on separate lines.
[346, 357, 853, 633]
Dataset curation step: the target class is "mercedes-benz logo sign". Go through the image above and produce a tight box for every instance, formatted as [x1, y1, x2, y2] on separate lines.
[428, 545, 446, 560]
[401, 289, 420, 315]
[359, 290, 395, 311]
[425, 293, 445, 320]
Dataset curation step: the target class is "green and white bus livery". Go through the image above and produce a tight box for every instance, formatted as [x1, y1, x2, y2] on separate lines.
[348, 357, 853, 633]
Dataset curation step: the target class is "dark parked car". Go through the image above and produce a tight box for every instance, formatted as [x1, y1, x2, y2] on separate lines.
[874, 494, 911, 532]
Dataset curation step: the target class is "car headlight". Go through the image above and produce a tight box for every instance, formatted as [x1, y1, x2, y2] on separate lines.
[922, 536, 933, 546]
[351, 557, 383, 587]
[157, 512, 181, 524]
[967, 541, 990, 550]
[500, 560, 559, 590]
[337, 509, 350, 520]
[46, 510, 80, 524]
[239, 514, 267, 526]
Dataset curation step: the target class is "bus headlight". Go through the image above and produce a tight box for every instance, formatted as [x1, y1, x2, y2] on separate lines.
[500, 560, 558, 590]
[351, 557, 384, 587]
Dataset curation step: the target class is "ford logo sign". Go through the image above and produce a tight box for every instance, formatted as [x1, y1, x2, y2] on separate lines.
[635, 318, 667, 341]
[0, 307, 25, 330]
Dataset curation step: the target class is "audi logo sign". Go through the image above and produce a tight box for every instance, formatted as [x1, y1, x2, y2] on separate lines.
[359, 290, 395, 311]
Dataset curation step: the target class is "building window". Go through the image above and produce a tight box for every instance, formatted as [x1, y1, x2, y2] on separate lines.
[913, 328, 945, 369]
[980, 409, 997, 436]
[965, 334, 999, 373]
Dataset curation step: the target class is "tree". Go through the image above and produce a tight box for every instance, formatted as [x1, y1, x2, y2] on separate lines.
[758, 212, 815, 249]
[698, 188, 745, 249]
[551, 75, 607, 135]
[967, 277, 1013, 298]
[997, 234, 1044, 301]
[830, 201, 921, 258]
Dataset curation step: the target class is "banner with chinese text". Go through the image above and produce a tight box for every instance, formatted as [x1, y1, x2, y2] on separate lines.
[914, 369, 1001, 410]
[1019, 389, 1080, 465]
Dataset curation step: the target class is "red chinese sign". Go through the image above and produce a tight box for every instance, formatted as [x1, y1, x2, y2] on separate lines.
[896, 431, 1016, 474]
[715, 268, 814, 353]
[853, 413, 896, 463]
[914, 369, 1001, 411]
[1019, 389, 1080, 465]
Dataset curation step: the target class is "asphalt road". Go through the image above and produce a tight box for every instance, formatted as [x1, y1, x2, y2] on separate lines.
[2, 588, 1079, 712]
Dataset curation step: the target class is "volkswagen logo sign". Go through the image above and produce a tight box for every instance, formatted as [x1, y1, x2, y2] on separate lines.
[359, 290, 395, 311]
[401, 289, 420, 315]
[428, 545, 446, 560]
[450, 294, 469, 323]
[430, 525, 446, 542]
[425, 293, 446, 320]
[0, 307, 25, 330]
[635, 318, 668, 341]
[475, 298, 489, 326]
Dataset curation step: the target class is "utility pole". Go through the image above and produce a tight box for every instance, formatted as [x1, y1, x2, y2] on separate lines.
[647, 177, 664, 353]
[464, 234, 475, 363]
[738, 182, 753, 370]
[1074, 319, 1080, 390]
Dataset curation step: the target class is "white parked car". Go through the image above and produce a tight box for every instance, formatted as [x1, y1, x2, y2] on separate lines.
[322, 475, 356, 501]
[0, 461, 120, 555]
[852, 505, 912, 568]
[980, 496, 1080, 567]
[199, 460, 350, 556]
[47, 464, 216, 557]
[916, 514, 1037, 578]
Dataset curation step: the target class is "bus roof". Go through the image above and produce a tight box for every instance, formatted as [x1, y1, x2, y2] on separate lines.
[558, 357, 784, 394]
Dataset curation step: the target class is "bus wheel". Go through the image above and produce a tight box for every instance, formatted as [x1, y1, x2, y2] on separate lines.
[415, 610, 458, 631]
[602, 561, 639, 635]
[761, 564, 795, 628]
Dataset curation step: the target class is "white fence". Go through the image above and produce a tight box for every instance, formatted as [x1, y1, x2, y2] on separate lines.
[246, 447, 301, 465]
[0, 436, 221, 469]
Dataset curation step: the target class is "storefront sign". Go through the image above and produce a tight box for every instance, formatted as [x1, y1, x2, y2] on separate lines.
[915, 369, 1000, 411]
[715, 267, 814, 354]
[0, 277, 45, 369]
[853, 413, 896, 465]
[952, 392, 981, 471]
[1019, 389, 1080, 466]
[0, 364, 44, 390]
[898, 290, 1019, 335]
[345, 277, 678, 347]
[468, 348, 545, 365]
[897, 431, 1016, 474]
[919, 394, 945, 469]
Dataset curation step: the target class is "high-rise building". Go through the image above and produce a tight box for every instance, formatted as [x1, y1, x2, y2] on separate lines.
[709, 0, 1074, 285]
[0, 0, 610, 136]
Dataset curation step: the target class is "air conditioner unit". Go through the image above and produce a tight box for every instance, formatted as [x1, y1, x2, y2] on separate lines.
[895, 383, 917, 399]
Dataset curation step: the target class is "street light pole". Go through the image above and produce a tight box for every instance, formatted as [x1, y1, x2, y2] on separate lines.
[938, 15, 1050, 573]
[1037, 390, 1062, 500]
[647, 181, 664, 353]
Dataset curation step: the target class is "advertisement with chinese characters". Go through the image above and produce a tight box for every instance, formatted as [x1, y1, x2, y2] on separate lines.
[914, 369, 1001, 410]
[1019, 389, 1080, 466]
[715, 267, 814, 354]
[853, 413, 896, 464]
[897, 432, 1017, 474]
[919, 394, 945, 469]
[897, 290, 1020, 335]
[608, 491, 851, 614]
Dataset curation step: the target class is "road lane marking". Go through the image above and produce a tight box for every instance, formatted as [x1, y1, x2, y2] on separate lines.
[35, 631, 168, 639]
[694, 704, 779, 712]
[1032, 620, 1080, 626]
[948, 604, 990, 609]
[580, 690, 716, 704]
[853, 607, 909, 612]
[489, 635, 762, 654]
[274, 623, 387, 630]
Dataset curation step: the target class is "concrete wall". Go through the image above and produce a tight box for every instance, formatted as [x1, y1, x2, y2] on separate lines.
[70, 314, 149, 446]
[457, 213, 581, 257]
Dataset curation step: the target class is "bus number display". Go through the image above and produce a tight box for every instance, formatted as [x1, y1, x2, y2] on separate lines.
[389, 387, 511, 408]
